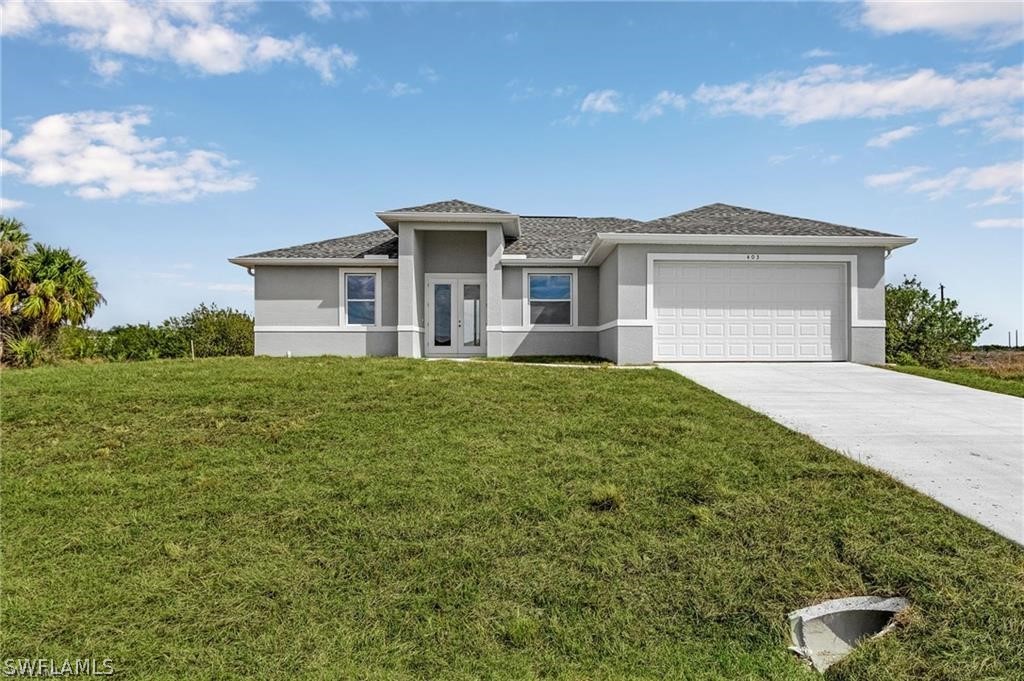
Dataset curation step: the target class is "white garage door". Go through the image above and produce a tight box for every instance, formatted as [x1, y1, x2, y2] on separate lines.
[653, 261, 847, 361]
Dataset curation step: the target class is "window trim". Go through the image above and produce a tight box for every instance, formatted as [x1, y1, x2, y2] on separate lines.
[522, 268, 577, 328]
[339, 268, 382, 328]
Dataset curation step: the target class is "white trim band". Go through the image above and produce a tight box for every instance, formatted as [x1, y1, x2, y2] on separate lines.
[256, 325, 398, 333]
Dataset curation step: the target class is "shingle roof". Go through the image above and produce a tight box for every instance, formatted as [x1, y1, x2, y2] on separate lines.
[505, 217, 642, 258]
[236, 202, 904, 261]
[629, 203, 900, 238]
[236, 229, 397, 259]
[383, 199, 509, 214]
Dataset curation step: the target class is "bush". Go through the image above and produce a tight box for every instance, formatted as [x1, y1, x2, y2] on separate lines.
[886, 276, 990, 367]
[102, 324, 186, 361]
[165, 303, 253, 358]
[26, 303, 253, 366]
[6, 335, 46, 368]
[55, 326, 102, 360]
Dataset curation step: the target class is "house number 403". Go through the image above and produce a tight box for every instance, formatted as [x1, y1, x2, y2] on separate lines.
[745, 254, 760, 261]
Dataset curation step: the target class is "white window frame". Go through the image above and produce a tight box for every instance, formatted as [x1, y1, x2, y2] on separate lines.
[339, 267, 382, 328]
[522, 268, 577, 328]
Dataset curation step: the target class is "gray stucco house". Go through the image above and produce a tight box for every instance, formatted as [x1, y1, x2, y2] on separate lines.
[229, 200, 915, 364]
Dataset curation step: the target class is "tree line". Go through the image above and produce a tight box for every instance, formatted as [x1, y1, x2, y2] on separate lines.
[1, 217, 252, 367]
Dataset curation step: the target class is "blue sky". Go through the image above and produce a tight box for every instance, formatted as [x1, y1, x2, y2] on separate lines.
[2, 1, 1021, 344]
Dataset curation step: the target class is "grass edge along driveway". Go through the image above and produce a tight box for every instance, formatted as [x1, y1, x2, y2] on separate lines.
[883, 363, 1024, 398]
[3, 357, 1021, 680]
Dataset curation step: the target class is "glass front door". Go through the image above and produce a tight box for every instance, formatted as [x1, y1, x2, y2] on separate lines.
[426, 276, 486, 355]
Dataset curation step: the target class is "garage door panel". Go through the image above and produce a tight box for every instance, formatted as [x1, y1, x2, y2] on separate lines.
[653, 261, 847, 362]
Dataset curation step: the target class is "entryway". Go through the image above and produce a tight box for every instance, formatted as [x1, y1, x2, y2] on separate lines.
[425, 275, 486, 356]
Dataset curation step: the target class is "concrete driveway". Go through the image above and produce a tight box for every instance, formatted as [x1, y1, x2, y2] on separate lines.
[660, 362, 1024, 544]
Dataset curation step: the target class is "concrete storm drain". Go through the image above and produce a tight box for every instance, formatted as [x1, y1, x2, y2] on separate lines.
[787, 596, 909, 672]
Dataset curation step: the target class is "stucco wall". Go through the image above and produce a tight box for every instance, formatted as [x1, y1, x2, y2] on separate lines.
[500, 331, 598, 356]
[598, 247, 619, 325]
[598, 327, 618, 363]
[255, 266, 339, 327]
[255, 330, 397, 357]
[502, 267, 523, 326]
[421, 231, 486, 274]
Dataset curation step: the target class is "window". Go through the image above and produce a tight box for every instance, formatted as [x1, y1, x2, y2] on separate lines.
[527, 272, 573, 325]
[344, 272, 377, 326]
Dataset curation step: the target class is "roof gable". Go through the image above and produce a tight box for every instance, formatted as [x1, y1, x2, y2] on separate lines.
[629, 203, 900, 238]
[505, 216, 641, 258]
[383, 199, 509, 214]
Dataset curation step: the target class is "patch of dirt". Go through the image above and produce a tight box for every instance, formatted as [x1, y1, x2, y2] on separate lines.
[951, 349, 1024, 380]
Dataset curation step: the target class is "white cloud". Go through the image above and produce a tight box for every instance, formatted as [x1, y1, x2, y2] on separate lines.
[635, 90, 686, 122]
[864, 166, 927, 188]
[907, 168, 972, 200]
[866, 160, 1022, 205]
[975, 218, 1024, 229]
[1, 0, 357, 82]
[802, 48, 836, 58]
[419, 65, 439, 83]
[980, 113, 1024, 141]
[337, 4, 369, 22]
[507, 80, 575, 102]
[5, 109, 256, 202]
[206, 282, 251, 292]
[503, 31, 519, 44]
[90, 56, 124, 81]
[307, 0, 332, 22]
[0, 158, 26, 176]
[0, 197, 27, 211]
[860, 0, 1024, 46]
[768, 154, 794, 166]
[580, 89, 622, 114]
[867, 125, 921, 148]
[1, 128, 11, 147]
[388, 82, 421, 97]
[694, 63, 1023, 139]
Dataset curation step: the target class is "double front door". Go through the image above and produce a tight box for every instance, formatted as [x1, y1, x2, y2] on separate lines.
[425, 275, 486, 355]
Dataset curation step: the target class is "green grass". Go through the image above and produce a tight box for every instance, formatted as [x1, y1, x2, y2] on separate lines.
[3, 358, 1022, 680]
[885, 364, 1024, 398]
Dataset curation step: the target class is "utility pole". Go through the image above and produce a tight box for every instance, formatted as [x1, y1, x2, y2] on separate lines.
[939, 283, 946, 339]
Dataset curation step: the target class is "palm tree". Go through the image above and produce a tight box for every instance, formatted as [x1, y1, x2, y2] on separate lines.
[0, 216, 104, 361]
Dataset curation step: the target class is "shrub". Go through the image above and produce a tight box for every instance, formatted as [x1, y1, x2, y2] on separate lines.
[6, 335, 46, 368]
[102, 324, 186, 361]
[55, 326, 102, 360]
[886, 276, 990, 367]
[165, 303, 253, 358]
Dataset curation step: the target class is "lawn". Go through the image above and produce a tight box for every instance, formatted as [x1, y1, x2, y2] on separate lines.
[2, 358, 1021, 680]
[885, 350, 1024, 398]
